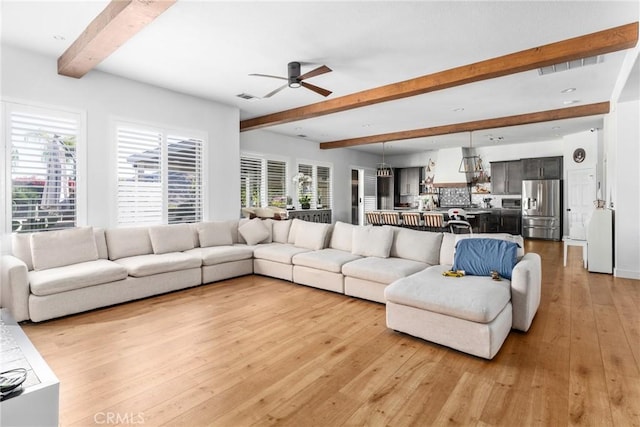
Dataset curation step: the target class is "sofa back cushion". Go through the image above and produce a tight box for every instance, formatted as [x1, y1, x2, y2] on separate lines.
[389, 226, 442, 265]
[294, 222, 331, 251]
[287, 219, 304, 244]
[439, 232, 525, 265]
[272, 220, 292, 244]
[31, 227, 99, 271]
[352, 226, 394, 258]
[148, 224, 195, 254]
[330, 221, 355, 252]
[106, 227, 153, 260]
[197, 221, 234, 247]
[94, 228, 109, 259]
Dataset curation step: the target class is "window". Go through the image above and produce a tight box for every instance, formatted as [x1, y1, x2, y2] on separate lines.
[296, 162, 332, 209]
[116, 123, 204, 226]
[240, 153, 288, 208]
[6, 104, 82, 232]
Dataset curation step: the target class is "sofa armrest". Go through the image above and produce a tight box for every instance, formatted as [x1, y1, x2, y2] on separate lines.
[1, 255, 30, 322]
[510, 253, 542, 332]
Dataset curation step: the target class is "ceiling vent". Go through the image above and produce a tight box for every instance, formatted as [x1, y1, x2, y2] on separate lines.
[236, 93, 259, 101]
[538, 55, 602, 75]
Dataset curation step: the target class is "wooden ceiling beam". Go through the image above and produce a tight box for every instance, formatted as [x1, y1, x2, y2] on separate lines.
[58, 0, 176, 78]
[240, 22, 637, 132]
[319, 102, 610, 149]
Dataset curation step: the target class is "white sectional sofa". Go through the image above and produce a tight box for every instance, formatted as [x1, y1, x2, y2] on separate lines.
[1, 218, 541, 359]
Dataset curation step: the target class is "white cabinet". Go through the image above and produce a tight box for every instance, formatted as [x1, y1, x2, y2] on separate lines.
[587, 209, 613, 273]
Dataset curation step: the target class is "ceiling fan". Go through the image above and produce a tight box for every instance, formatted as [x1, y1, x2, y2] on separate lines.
[250, 61, 332, 98]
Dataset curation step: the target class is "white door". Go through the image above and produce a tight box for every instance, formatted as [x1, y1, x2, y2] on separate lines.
[567, 168, 596, 240]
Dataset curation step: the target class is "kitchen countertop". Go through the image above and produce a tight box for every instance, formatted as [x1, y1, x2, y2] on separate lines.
[378, 208, 522, 215]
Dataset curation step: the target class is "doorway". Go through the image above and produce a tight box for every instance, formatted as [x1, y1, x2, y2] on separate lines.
[351, 167, 377, 225]
[351, 169, 359, 224]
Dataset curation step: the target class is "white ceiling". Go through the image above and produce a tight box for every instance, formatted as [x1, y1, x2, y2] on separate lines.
[2, 1, 639, 155]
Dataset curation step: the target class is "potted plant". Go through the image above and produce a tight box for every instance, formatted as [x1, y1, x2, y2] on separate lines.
[299, 194, 311, 209]
[286, 196, 294, 210]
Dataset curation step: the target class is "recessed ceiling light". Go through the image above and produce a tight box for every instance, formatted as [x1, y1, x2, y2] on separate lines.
[563, 100, 581, 105]
[452, 107, 465, 112]
[53, 35, 66, 41]
[552, 126, 561, 130]
[561, 87, 576, 93]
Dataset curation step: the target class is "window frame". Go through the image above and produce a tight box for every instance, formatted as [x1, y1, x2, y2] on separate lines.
[240, 151, 289, 209]
[296, 159, 333, 210]
[2, 100, 87, 234]
[113, 118, 207, 227]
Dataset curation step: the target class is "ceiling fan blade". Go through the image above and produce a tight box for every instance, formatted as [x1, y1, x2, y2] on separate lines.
[298, 65, 332, 81]
[249, 73, 287, 81]
[263, 84, 288, 98]
[301, 81, 332, 97]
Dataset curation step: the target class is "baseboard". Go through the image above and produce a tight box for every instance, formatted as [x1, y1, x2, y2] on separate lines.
[614, 268, 640, 280]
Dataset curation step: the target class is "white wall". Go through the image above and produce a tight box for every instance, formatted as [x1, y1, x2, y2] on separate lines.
[1, 45, 240, 228]
[240, 130, 380, 223]
[612, 100, 640, 279]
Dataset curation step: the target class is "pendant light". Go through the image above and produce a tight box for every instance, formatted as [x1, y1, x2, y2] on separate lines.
[458, 131, 483, 174]
[377, 142, 393, 177]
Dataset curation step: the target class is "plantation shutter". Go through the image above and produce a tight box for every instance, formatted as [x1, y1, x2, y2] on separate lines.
[317, 166, 331, 208]
[9, 108, 79, 232]
[240, 156, 263, 208]
[117, 126, 163, 226]
[266, 160, 286, 207]
[167, 136, 203, 223]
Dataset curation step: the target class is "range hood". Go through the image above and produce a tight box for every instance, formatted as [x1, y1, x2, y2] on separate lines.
[432, 147, 473, 187]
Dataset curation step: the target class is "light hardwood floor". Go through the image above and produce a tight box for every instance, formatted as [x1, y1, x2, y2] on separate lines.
[22, 240, 639, 426]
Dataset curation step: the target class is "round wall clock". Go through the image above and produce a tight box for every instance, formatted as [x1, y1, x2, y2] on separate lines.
[573, 148, 586, 163]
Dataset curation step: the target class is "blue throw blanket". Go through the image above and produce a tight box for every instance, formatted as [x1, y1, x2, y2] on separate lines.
[452, 238, 519, 280]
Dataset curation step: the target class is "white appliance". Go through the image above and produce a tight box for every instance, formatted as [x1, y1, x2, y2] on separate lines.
[587, 209, 613, 273]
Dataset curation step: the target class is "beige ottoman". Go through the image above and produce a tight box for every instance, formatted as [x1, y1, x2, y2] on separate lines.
[384, 265, 513, 359]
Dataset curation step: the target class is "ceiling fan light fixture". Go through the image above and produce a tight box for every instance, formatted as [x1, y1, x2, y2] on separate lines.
[289, 81, 302, 88]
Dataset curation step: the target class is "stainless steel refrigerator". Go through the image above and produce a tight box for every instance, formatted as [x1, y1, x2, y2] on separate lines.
[522, 179, 562, 240]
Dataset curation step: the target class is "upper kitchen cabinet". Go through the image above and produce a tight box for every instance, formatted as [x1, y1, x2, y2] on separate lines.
[521, 156, 563, 180]
[490, 160, 522, 195]
[398, 167, 421, 195]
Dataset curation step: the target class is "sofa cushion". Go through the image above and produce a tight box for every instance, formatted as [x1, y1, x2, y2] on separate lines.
[148, 224, 195, 254]
[272, 220, 292, 243]
[239, 218, 271, 245]
[294, 222, 331, 250]
[287, 219, 304, 244]
[185, 245, 254, 266]
[253, 243, 311, 264]
[351, 226, 393, 258]
[453, 238, 518, 280]
[329, 221, 355, 252]
[342, 256, 427, 284]
[384, 265, 511, 323]
[94, 228, 109, 259]
[31, 227, 99, 271]
[29, 259, 128, 296]
[114, 252, 201, 277]
[388, 226, 442, 265]
[106, 227, 153, 260]
[292, 248, 362, 273]
[197, 221, 234, 247]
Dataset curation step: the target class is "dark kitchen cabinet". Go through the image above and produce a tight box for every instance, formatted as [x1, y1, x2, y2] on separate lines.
[490, 160, 522, 195]
[521, 156, 562, 180]
[499, 210, 522, 234]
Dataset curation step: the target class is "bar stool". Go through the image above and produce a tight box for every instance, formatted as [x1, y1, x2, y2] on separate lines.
[422, 212, 446, 232]
[401, 212, 422, 230]
[381, 211, 401, 226]
[366, 211, 383, 226]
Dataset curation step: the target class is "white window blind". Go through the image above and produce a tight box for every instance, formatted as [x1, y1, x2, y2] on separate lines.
[8, 107, 79, 232]
[266, 160, 287, 207]
[116, 124, 204, 226]
[240, 154, 288, 209]
[297, 163, 332, 209]
[240, 156, 263, 208]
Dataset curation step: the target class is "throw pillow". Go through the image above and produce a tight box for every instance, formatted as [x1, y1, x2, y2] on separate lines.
[351, 226, 394, 258]
[452, 238, 518, 280]
[31, 227, 99, 271]
[239, 218, 270, 246]
[197, 222, 234, 247]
